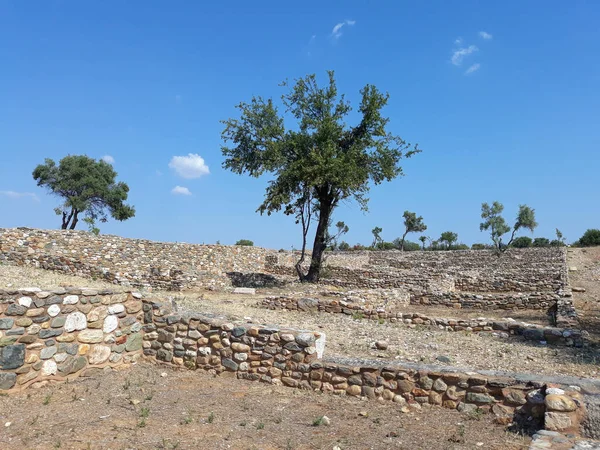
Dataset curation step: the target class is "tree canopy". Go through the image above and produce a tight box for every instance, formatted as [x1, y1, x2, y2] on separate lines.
[400, 211, 427, 250]
[32, 155, 135, 230]
[221, 71, 419, 281]
[480, 201, 537, 252]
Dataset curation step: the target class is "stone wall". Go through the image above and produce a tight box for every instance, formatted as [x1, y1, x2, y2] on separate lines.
[141, 297, 586, 434]
[259, 296, 584, 347]
[0, 228, 568, 293]
[0, 287, 143, 391]
[0, 288, 589, 436]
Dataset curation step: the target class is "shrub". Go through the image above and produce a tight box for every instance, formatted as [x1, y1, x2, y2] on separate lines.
[471, 243, 488, 250]
[235, 239, 254, 246]
[575, 229, 600, 247]
[532, 237, 550, 247]
[338, 241, 351, 251]
[403, 241, 421, 251]
[453, 243, 469, 250]
[511, 236, 532, 248]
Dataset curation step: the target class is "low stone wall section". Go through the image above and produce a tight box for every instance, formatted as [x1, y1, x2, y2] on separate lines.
[140, 297, 587, 435]
[259, 296, 585, 347]
[0, 288, 143, 390]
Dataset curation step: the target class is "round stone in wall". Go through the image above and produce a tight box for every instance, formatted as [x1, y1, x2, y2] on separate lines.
[103, 315, 118, 333]
[88, 345, 111, 365]
[18, 297, 32, 308]
[47, 304, 61, 317]
[41, 360, 57, 376]
[63, 295, 79, 305]
[64, 312, 88, 332]
[108, 304, 125, 315]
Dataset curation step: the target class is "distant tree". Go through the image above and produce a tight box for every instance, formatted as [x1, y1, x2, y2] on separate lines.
[511, 236, 533, 248]
[371, 226, 383, 249]
[235, 239, 254, 246]
[32, 155, 135, 230]
[479, 202, 537, 252]
[533, 237, 551, 248]
[220, 71, 420, 282]
[574, 229, 600, 247]
[439, 231, 458, 250]
[399, 211, 427, 251]
[326, 221, 349, 251]
[418, 235, 428, 250]
[551, 228, 566, 247]
[453, 243, 469, 250]
[471, 243, 488, 250]
[338, 241, 351, 251]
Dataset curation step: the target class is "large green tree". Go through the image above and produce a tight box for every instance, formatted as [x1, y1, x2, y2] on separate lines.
[33, 155, 135, 230]
[400, 211, 427, 250]
[479, 201, 537, 252]
[221, 71, 419, 282]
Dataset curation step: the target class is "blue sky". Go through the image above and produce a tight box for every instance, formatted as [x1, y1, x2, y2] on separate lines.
[1, 1, 599, 249]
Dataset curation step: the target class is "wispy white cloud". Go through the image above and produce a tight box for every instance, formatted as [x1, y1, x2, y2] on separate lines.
[0, 191, 39, 202]
[451, 44, 478, 66]
[465, 63, 481, 75]
[454, 37, 463, 45]
[168, 153, 210, 179]
[479, 31, 493, 40]
[331, 19, 356, 39]
[101, 155, 115, 164]
[171, 186, 192, 196]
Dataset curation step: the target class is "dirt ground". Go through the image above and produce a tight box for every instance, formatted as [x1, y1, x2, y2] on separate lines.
[568, 247, 600, 344]
[0, 363, 531, 450]
[1, 263, 599, 379]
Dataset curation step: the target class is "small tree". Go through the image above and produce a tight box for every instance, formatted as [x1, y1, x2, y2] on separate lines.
[551, 228, 566, 247]
[480, 202, 537, 252]
[418, 235, 428, 250]
[399, 211, 427, 251]
[33, 155, 135, 230]
[439, 231, 458, 250]
[371, 226, 383, 249]
[575, 229, 600, 247]
[235, 239, 254, 246]
[326, 221, 349, 251]
[221, 71, 419, 282]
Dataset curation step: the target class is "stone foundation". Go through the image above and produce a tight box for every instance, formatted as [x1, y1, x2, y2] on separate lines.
[259, 296, 585, 347]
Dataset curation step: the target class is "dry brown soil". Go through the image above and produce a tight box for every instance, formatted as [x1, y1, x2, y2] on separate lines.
[0, 363, 530, 450]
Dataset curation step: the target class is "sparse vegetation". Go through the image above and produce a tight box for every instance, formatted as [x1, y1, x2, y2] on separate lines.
[575, 228, 600, 247]
[235, 239, 254, 246]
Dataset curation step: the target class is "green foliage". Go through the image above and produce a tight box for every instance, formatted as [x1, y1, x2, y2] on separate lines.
[453, 243, 469, 250]
[471, 243, 489, 250]
[371, 226, 383, 248]
[511, 236, 532, 248]
[235, 239, 254, 246]
[338, 241, 351, 251]
[418, 235, 428, 250]
[82, 217, 100, 235]
[480, 201, 537, 251]
[327, 221, 349, 250]
[533, 237, 551, 247]
[439, 231, 458, 249]
[400, 211, 427, 250]
[401, 240, 421, 251]
[575, 229, 600, 247]
[221, 71, 419, 282]
[32, 155, 135, 230]
[554, 228, 566, 246]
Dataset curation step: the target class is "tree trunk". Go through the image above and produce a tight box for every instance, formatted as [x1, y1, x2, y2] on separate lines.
[400, 230, 409, 251]
[69, 210, 79, 230]
[61, 208, 75, 229]
[305, 198, 333, 283]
